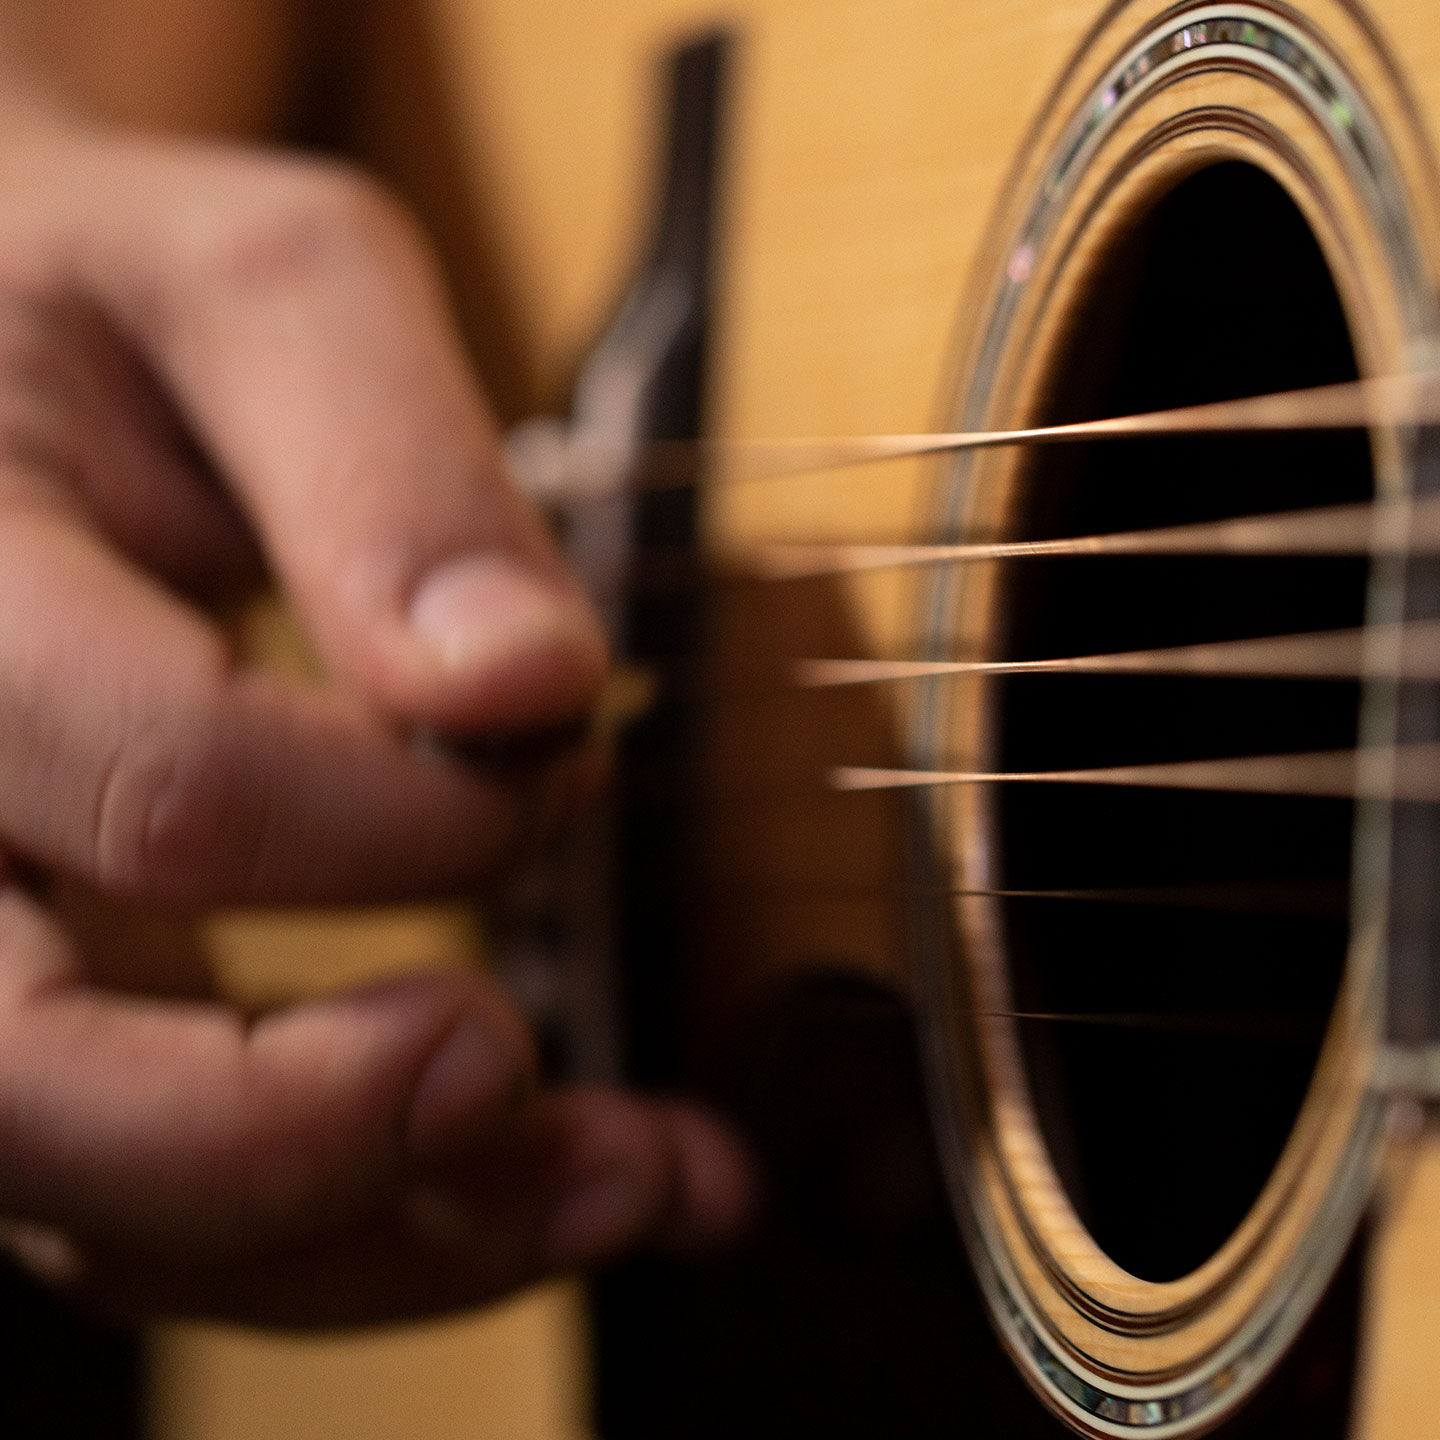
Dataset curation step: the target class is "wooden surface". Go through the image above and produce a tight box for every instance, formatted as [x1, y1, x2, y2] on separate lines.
[1357, 1129, 1440, 1440]
[150, 1285, 591, 1440]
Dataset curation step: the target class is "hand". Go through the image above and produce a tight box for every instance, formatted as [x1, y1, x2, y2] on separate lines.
[0, 111, 750, 1326]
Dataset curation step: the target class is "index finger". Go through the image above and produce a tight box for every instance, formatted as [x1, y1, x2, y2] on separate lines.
[72, 140, 608, 736]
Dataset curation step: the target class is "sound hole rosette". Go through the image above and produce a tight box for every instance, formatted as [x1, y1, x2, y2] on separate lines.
[909, 3, 1440, 1435]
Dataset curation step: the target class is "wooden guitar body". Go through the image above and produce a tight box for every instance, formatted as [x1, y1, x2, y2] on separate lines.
[130, 2, 1440, 1436]
[431, 2, 1440, 1434]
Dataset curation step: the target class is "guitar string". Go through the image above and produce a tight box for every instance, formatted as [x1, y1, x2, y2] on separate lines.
[614, 479, 1440, 803]
[614, 676, 1439, 803]
[748, 494, 1440, 579]
[598, 617, 1435, 715]
[696, 879, 1349, 917]
[830, 743, 1440, 798]
[705, 370, 1440, 478]
[939, 1010, 1327, 1041]
[624, 752, 1433, 805]
[590, 375, 1433, 1041]
[541, 367, 1440, 495]
[597, 494, 1438, 599]
[793, 620, 1440, 686]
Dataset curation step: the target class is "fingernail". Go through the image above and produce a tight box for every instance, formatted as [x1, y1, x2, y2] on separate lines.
[408, 1019, 518, 1160]
[546, 1168, 649, 1265]
[410, 553, 601, 681]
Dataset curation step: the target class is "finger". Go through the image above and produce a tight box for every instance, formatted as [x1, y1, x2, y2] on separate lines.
[648, 1099, 758, 1254]
[52, 294, 264, 598]
[62, 1092, 755, 1327]
[417, 1089, 756, 1281]
[72, 141, 608, 734]
[0, 499, 598, 901]
[0, 288, 260, 597]
[0, 883, 537, 1252]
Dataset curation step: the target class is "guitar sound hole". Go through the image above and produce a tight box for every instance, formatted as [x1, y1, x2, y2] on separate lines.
[996, 162, 1368, 1282]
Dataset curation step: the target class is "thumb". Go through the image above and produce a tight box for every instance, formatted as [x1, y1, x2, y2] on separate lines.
[0, 883, 536, 1254]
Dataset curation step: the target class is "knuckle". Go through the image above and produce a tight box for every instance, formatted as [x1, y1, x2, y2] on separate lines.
[91, 720, 203, 895]
[0, 286, 167, 521]
[91, 674, 263, 899]
[0, 294, 88, 471]
[198, 160, 418, 296]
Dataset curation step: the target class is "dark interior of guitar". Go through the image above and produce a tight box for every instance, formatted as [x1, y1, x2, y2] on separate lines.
[998, 160, 1370, 1280]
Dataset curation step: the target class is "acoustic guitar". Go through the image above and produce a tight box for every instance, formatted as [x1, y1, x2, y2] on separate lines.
[433, 2, 1440, 1436]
